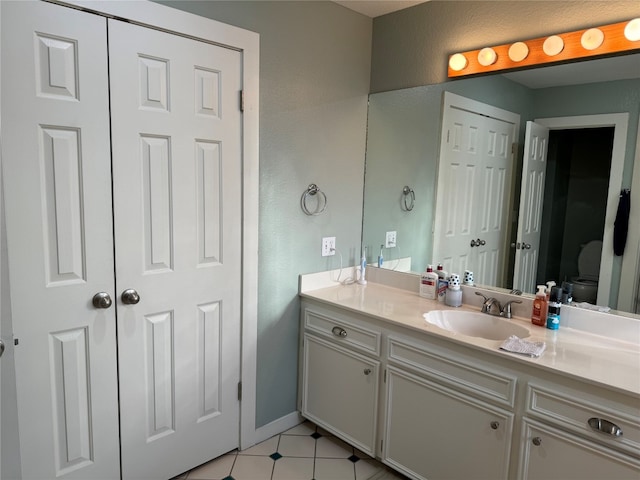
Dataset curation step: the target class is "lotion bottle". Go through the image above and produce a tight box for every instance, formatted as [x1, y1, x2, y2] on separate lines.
[420, 265, 438, 300]
[436, 263, 449, 302]
[531, 285, 548, 327]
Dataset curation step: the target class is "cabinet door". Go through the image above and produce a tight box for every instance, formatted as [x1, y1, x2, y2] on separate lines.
[384, 367, 513, 480]
[302, 334, 379, 455]
[520, 419, 640, 480]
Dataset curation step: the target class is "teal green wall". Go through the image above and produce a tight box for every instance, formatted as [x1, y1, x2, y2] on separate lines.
[159, 1, 372, 428]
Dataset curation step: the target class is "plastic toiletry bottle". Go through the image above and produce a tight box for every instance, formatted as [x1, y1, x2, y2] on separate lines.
[420, 265, 438, 300]
[561, 281, 573, 304]
[436, 263, 449, 302]
[445, 273, 462, 307]
[531, 285, 548, 327]
[358, 248, 367, 285]
[545, 281, 556, 300]
[546, 286, 562, 330]
[378, 244, 384, 268]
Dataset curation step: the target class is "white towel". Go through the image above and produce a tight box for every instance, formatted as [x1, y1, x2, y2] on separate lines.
[499, 335, 546, 358]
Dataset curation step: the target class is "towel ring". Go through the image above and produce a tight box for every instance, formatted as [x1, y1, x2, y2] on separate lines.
[402, 186, 415, 211]
[301, 184, 327, 216]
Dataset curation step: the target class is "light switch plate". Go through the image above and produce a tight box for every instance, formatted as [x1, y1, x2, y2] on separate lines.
[385, 231, 397, 248]
[322, 237, 336, 256]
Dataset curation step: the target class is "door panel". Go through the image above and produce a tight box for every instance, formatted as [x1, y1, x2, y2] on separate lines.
[0, 2, 119, 479]
[514, 121, 549, 293]
[435, 103, 515, 285]
[108, 20, 243, 480]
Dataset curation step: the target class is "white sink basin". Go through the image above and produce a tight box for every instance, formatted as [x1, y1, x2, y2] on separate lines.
[424, 310, 530, 340]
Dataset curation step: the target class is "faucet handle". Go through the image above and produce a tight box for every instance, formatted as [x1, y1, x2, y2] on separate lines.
[501, 300, 523, 319]
[475, 292, 490, 312]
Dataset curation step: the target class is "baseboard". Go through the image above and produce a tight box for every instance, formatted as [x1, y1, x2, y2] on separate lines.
[247, 411, 304, 449]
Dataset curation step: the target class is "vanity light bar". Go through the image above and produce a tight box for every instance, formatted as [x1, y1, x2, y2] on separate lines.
[448, 18, 640, 78]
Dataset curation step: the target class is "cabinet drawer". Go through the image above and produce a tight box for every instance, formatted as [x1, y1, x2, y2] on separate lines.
[527, 383, 640, 457]
[387, 336, 517, 407]
[304, 308, 381, 356]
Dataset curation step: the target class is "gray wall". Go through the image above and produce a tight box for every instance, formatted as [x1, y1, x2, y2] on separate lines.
[371, 1, 640, 93]
[159, 1, 372, 428]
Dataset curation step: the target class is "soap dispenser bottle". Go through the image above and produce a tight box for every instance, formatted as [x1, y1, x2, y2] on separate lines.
[420, 265, 438, 300]
[445, 273, 462, 307]
[531, 285, 548, 327]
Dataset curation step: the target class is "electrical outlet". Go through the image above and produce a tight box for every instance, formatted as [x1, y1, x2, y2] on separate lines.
[322, 237, 336, 257]
[385, 231, 397, 248]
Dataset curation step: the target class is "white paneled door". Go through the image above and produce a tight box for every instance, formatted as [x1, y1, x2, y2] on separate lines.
[513, 121, 549, 294]
[109, 20, 242, 480]
[2, 3, 243, 479]
[434, 93, 518, 287]
[1, 2, 120, 479]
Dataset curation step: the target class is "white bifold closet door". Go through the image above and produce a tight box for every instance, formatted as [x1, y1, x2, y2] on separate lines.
[109, 20, 243, 480]
[1, 2, 243, 479]
[1, 2, 120, 479]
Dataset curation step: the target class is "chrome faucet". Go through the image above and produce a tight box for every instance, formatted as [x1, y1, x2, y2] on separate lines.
[475, 292, 522, 318]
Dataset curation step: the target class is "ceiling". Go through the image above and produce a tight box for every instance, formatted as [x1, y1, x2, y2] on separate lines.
[333, 0, 429, 18]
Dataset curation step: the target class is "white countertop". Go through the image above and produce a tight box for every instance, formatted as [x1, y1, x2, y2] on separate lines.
[300, 280, 640, 397]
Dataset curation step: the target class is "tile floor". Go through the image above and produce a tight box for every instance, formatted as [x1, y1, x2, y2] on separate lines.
[173, 420, 408, 480]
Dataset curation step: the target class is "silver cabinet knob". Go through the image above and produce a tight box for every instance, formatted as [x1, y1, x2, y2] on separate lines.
[121, 289, 140, 305]
[532, 437, 542, 446]
[92, 292, 112, 309]
[331, 326, 347, 338]
[363, 368, 372, 375]
[490, 421, 499, 430]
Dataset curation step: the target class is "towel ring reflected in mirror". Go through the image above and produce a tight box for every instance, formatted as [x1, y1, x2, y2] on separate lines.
[301, 183, 327, 216]
[402, 186, 415, 211]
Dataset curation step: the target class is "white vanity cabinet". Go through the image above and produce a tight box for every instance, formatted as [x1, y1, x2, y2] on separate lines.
[518, 381, 640, 479]
[299, 298, 640, 480]
[383, 336, 516, 480]
[300, 307, 381, 455]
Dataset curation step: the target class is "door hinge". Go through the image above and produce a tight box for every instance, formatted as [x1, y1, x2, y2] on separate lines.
[238, 381, 242, 401]
[240, 90, 244, 112]
[512, 143, 516, 154]
[384, 369, 387, 383]
[380, 439, 383, 451]
[446, 130, 450, 143]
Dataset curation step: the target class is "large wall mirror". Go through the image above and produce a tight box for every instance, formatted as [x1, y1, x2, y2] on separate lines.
[362, 53, 640, 315]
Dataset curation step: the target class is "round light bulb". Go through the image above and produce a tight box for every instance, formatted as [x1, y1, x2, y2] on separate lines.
[477, 47, 497, 66]
[581, 28, 604, 50]
[624, 18, 640, 41]
[508, 42, 529, 62]
[449, 53, 468, 71]
[543, 35, 564, 56]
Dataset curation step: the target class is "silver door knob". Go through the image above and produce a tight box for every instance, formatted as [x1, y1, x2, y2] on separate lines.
[522, 243, 532, 250]
[121, 289, 140, 305]
[92, 292, 112, 309]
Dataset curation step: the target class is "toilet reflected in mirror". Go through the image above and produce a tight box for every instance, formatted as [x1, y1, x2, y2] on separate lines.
[572, 240, 602, 303]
